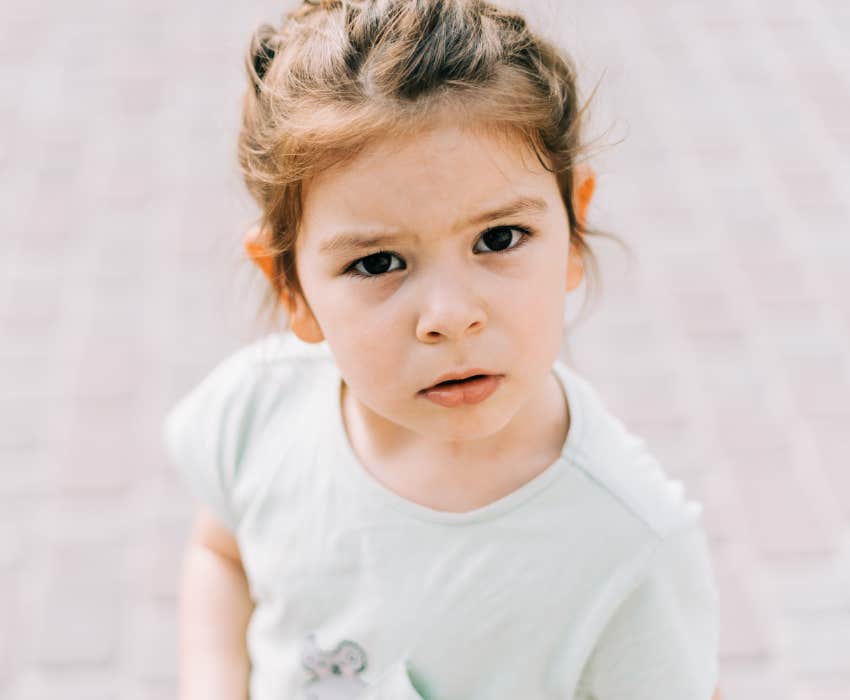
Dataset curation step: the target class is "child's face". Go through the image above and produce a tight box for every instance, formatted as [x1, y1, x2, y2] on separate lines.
[292, 121, 583, 443]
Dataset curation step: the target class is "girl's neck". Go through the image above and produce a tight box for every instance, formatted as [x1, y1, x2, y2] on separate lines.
[339, 369, 569, 508]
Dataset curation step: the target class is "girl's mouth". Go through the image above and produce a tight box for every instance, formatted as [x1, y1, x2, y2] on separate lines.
[419, 374, 503, 408]
[433, 374, 487, 387]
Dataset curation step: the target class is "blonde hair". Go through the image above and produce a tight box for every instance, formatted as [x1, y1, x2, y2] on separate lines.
[238, 0, 623, 329]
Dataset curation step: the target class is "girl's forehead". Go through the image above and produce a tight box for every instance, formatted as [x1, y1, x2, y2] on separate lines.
[303, 122, 551, 210]
[363, 122, 538, 172]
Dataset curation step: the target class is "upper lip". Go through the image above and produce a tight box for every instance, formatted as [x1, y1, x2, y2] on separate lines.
[420, 369, 500, 392]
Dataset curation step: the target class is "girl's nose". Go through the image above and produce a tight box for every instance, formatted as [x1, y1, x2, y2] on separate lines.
[414, 272, 488, 343]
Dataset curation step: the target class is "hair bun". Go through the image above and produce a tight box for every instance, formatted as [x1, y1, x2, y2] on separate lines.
[250, 26, 277, 96]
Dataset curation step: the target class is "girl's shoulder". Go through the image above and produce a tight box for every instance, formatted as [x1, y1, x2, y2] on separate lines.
[162, 332, 335, 529]
[194, 330, 334, 392]
[556, 362, 705, 541]
[228, 330, 334, 369]
[169, 331, 336, 443]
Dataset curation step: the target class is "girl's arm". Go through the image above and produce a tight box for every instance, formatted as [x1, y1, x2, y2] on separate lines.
[177, 507, 255, 700]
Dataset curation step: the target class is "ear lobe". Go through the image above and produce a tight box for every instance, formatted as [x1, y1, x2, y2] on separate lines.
[244, 227, 325, 343]
[566, 242, 585, 292]
[244, 226, 293, 310]
[244, 226, 276, 284]
[288, 293, 325, 343]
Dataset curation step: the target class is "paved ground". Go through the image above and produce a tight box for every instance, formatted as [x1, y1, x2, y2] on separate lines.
[1, 0, 848, 698]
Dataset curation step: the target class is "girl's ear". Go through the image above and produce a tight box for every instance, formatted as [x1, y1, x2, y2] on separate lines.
[566, 241, 585, 292]
[566, 163, 595, 292]
[288, 290, 325, 344]
[244, 226, 284, 294]
[574, 163, 595, 229]
[244, 224, 294, 311]
[243, 227, 325, 343]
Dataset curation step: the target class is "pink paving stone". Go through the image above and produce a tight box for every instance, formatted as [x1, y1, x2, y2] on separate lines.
[639, 422, 711, 477]
[757, 298, 827, 333]
[34, 542, 124, 666]
[714, 547, 774, 660]
[595, 370, 688, 426]
[716, 660, 792, 700]
[53, 395, 148, 496]
[821, 252, 850, 293]
[0, 446, 53, 498]
[568, 330, 666, 377]
[737, 253, 816, 306]
[692, 471, 753, 547]
[55, 434, 135, 496]
[777, 169, 840, 211]
[689, 332, 758, 371]
[614, 413, 695, 457]
[722, 444, 797, 475]
[762, 318, 843, 363]
[805, 683, 850, 700]
[703, 373, 774, 421]
[784, 611, 850, 677]
[662, 254, 731, 297]
[132, 680, 177, 700]
[0, 399, 45, 451]
[47, 496, 131, 545]
[67, 393, 139, 432]
[780, 354, 850, 419]
[71, 340, 145, 400]
[0, 501, 26, 570]
[10, 671, 119, 700]
[127, 600, 178, 683]
[806, 415, 850, 519]
[0, 291, 62, 335]
[732, 466, 839, 559]
[712, 418, 778, 462]
[765, 314, 846, 360]
[0, 572, 15, 686]
[766, 553, 850, 615]
[834, 302, 850, 340]
[126, 523, 185, 601]
[673, 291, 744, 337]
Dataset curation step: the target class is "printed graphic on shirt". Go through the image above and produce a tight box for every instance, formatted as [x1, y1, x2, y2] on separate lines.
[300, 633, 369, 700]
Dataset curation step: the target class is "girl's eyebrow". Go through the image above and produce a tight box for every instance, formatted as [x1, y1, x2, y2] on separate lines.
[318, 195, 548, 256]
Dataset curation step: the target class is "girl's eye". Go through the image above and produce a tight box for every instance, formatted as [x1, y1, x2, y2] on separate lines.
[347, 250, 406, 278]
[472, 226, 530, 254]
[343, 225, 532, 279]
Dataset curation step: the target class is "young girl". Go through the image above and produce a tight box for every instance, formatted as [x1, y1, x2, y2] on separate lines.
[163, 1, 721, 698]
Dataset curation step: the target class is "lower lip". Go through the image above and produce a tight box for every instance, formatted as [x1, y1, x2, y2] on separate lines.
[419, 375, 503, 408]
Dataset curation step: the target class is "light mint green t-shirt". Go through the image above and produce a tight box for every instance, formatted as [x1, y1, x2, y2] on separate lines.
[163, 332, 719, 700]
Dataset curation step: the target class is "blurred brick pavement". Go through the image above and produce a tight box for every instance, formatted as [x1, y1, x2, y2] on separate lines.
[0, 0, 848, 698]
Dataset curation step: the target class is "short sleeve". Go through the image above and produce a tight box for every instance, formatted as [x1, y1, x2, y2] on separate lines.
[578, 524, 720, 700]
[162, 347, 265, 532]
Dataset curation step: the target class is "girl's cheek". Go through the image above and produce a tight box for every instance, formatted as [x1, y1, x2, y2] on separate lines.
[340, 277, 402, 306]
